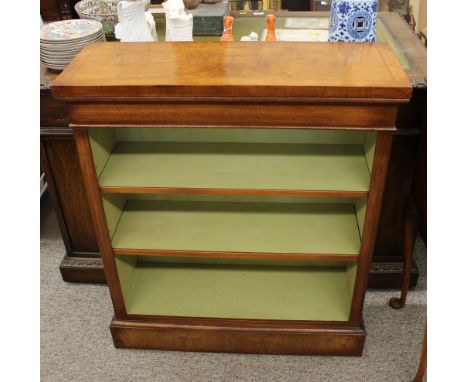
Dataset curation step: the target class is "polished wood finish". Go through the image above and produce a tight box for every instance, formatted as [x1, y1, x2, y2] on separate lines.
[349, 132, 393, 324]
[101, 186, 368, 198]
[74, 128, 127, 314]
[54, 42, 409, 130]
[111, 318, 366, 355]
[389, 200, 418, 309]
[113, 248, 358, 262]
[41, 12, 426, 287]
[53, 42, 410, 100]
[40, 128, 106, 282]
[54, 41, 410, 354]
[40, 65, 68, 127]
[40, 135, 96, 255]
[41, 66, 104, 282]
[68, 103, 400, 129]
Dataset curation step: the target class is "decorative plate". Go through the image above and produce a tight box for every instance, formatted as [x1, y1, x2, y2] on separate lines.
[40, 19, 103, 41]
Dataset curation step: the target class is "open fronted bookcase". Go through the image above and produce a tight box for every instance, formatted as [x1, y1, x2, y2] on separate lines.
[53, 42, 411, 355]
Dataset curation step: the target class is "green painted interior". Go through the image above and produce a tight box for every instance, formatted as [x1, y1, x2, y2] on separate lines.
[99, 142, 371, 192]
[116, 259, 354, 321]
[92, 128, 375, 193]
[89, 128, 116, 177]
[93, 127, 374, 322]
[363, 131, 377, 173]
[102, 194, 126, 239]
[354, 198, 367, 239]
[115, 254, 136, 304]
[111, 199, 362, 255]
[346, 262, 358, 302]
[154, 16, 410, 70]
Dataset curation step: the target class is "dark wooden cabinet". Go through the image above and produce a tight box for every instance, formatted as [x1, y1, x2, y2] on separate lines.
[41, 0, 80, 21]
[41, 66, 105, 282]
[41, 12, 426, 287]
[367, 13, 426, 287]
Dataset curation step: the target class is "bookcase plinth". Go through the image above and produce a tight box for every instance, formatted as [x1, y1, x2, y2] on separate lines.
[110, 318, 366, 356]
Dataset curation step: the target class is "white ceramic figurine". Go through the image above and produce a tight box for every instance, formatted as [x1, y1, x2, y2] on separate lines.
[115, 0, 157, 42]
[163, 0, 193, 42]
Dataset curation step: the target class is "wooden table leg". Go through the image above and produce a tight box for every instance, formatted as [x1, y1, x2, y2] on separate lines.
[413, 326, 427, 382]
[389, 200, 418, 309]
[388, 199, 425, 380]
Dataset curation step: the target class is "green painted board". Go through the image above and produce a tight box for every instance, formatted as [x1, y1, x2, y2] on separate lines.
[99, 142, 370, 192]
[112, 200, 361, 255]
[89, 128, 116, 178]
[102, 194, 126, 238]
[120, 261, 352, 321]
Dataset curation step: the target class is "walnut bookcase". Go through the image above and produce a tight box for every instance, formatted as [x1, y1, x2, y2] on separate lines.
[53, 42, 411, 356]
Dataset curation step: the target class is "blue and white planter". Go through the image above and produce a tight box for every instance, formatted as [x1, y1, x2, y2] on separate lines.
[328, 0, 378, 43]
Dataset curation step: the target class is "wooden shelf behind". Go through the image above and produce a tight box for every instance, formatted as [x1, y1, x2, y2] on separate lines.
[99, 142, 371, 197]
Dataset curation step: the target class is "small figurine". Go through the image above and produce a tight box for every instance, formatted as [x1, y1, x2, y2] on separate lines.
[220, 16, 234, 41]
[240, 32, 259, 42]
[265, 14, 276, 41]
[115, 0, 156, 42]
[164, 0, 193, 41]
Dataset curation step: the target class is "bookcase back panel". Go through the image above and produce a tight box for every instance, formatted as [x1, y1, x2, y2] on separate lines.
[90, 128, 376, 194]
[115, 256, 356, 322]
[103, 195, 366, 257]
[88, 128, 116, 178]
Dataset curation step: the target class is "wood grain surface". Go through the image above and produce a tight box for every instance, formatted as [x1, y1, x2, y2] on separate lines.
[52, 42, 411, 100]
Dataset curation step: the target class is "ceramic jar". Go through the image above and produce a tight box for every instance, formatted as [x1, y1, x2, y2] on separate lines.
[328, 0, 378, 42]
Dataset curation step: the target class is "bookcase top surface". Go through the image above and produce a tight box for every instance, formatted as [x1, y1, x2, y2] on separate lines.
[52, 42, 411, 100]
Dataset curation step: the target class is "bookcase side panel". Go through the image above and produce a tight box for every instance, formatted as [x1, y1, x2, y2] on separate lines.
[74, 127, 127, 317]
[349, 131, 394, 325]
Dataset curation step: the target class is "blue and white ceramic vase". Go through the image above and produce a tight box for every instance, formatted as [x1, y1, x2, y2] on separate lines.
[328, 0, 378, 42]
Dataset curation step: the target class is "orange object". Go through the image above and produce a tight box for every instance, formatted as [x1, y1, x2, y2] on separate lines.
[220, 16, 234, 42]
[266, 14, 276, 42]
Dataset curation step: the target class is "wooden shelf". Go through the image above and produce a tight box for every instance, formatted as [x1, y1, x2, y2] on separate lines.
[116, 259, 353, 321]
[110, 200, 362, 259]
[99, 142, 371, 196]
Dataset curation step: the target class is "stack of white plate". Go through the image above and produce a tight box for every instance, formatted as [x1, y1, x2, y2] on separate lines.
[40, 19, 105, 71]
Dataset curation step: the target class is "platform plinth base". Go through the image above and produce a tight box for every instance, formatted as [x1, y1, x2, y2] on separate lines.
[59, 255, 106, 283]
[110, 318, 366, 356]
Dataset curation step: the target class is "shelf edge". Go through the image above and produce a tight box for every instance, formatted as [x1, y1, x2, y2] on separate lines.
[100, 186, 369, 198]
[113, 248, 359, 262]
